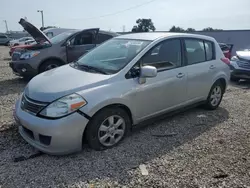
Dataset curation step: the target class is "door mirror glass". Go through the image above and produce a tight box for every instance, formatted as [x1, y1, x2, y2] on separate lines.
[66, 40, 71, 46]
[140, 65, 157, 78]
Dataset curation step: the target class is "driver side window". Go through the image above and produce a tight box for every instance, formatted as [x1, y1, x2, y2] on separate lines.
[142, 39, 182, 71]
[70, 32, 93, 46]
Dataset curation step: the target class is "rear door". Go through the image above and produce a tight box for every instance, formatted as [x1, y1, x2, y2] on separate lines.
[184, 38, 216, 101]
[66, 28, 99, 63]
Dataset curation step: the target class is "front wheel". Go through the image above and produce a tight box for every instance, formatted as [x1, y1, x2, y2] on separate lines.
[204, 82, 224, 110]
[39, 60, 62, 73]
[85, 107, 131, 150]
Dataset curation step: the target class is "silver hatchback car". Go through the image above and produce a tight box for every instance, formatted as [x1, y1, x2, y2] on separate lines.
[14, 32, 230, 155]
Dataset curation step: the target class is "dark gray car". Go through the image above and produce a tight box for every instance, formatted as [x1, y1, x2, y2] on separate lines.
[9, 18, 119, 79]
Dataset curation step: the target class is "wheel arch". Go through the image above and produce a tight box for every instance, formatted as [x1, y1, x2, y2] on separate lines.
[38, 57, 66, 73]
[81, 103, 134, 146]
[213, 77, 227, 93]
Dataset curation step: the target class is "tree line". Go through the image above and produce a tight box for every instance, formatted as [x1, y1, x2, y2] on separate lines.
[131, 18, 223, 32]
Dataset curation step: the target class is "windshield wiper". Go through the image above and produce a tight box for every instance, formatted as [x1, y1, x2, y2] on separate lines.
[77, 64, 109, 75]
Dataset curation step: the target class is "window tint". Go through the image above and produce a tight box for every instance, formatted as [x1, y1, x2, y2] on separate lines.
[185, 39, 206, 65]
[71, 32, 93, 45]
[204, 41, 214, 61]
[96, 33, 113, 44]
[142, 39, 182, 70]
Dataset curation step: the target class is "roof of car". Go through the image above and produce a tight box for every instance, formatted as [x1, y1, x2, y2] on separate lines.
[65, 29, 119, 37]
[116, 32, 214, 41]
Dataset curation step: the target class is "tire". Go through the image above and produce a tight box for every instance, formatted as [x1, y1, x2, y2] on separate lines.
[85, 107, 131, 150]
[230, 76, 240, 82]
[22, 75, 33, 81]
[39, 60, 62, 73]
[14, 43, 19, 46]
[204, 81, 224, 110]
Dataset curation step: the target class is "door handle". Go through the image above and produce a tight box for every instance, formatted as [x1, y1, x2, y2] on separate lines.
[210, 65, 215, 69]
[176, 73, 185, 78]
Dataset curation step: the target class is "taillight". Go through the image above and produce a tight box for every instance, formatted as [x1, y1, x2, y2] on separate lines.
[221, 57, 230, 65]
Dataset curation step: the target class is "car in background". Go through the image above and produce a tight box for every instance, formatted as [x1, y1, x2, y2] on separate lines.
[14, 32, 230, 155]
[219, 43, 233, 59]
[8, 28, 71, 56]
[228, 46, 250, 81]
[0, 34, 11, 45]
[9, 18, 119, 79]
[9, 40, 36, 56]
[43, 28, 75, 38]
[9, 37, 35, 47]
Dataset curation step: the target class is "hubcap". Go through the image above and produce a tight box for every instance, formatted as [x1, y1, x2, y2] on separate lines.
[98, 115, 125, 147]
[45, 64, 58, 71]
[210, 86, 222, 106]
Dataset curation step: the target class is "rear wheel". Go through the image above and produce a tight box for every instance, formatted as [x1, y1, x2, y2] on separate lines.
[85, 107, 131, 150]
[204, 81, 224, 110]
[39, 60, 62, 73]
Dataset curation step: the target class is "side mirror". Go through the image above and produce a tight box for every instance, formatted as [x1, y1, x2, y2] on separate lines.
[140, 65, 157, 78]
[66, 40, 71, 47]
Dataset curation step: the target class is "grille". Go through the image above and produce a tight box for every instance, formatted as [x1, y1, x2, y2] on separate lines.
[23, 126, 34, 139]
[21, 95, 48, 115]
[237, 59, 250, 69]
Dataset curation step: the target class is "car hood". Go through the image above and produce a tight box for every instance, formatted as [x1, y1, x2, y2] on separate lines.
[24, 65, 111, 102]
[19, 18, 51, 44]
[236, 50, 250, 60]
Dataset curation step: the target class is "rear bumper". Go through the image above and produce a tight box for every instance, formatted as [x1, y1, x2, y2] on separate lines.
[9, 60, 37, 77]
[231, 69, 250, 79]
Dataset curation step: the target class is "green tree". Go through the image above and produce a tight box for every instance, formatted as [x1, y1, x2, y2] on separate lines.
[131, 18, 156, 32]
[186, 28, 196, 32]
[202, 27, 223, 31]
[169, 26, 185, 32]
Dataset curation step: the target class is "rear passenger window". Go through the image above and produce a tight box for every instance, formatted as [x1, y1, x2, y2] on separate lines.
[142, 39, 182, 70]
[204, 41, 214, 61]
[185, 39, 205, 65]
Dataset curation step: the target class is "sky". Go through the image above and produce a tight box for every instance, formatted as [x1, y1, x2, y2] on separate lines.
[0, 0, 250, 33]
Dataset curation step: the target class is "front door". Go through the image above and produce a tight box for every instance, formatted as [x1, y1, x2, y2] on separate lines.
[132, 38, 187, 120]
[66, 28, 99, 63]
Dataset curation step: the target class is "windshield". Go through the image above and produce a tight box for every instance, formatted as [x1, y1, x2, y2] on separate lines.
[50, 30, 76, 44]
[76, 38, 151, 74]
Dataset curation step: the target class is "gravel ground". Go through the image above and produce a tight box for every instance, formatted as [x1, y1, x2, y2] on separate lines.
[0, 46, 250, 188]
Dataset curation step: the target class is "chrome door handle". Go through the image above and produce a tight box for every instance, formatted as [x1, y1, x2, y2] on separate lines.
[210, 65, 215, 69]
[176, 73, 184, 78]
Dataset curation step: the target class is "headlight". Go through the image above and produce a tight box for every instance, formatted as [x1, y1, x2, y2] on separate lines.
[231, 56, 238, 61]
[20, 51, 40, 60]
[39, 93, 87, 118]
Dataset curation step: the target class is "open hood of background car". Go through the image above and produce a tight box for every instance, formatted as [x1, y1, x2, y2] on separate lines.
[19, 18, 51, 44]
